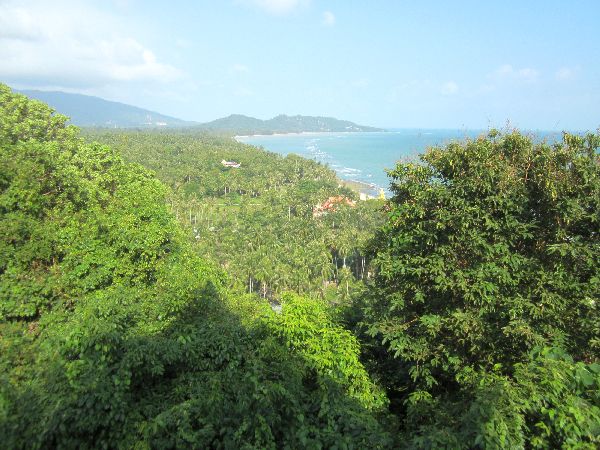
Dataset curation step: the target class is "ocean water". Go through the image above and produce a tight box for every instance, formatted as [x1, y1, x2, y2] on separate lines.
[237, 129, 563, 195]
[237, 129, 485, 195]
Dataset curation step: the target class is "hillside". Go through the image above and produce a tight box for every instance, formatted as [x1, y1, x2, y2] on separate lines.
[17, 89, 195, 127]
[198, 113, 384, 134]
[13, 89, 382, 133]
[83, 128, 386, 300]
[3, 84, 600, 449]
[1, 83, 389, 448]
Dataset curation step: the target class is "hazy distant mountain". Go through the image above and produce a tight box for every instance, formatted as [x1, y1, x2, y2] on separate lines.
[17, 89, 383, 133]
[198, 114, 384, 134]
[18, 90, 195, 128]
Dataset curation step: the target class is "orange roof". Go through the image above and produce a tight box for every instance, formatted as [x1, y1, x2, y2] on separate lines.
[313, 196, 356, 217]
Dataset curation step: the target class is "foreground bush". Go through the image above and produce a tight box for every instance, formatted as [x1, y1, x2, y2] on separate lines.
[361, 129, 600, 448]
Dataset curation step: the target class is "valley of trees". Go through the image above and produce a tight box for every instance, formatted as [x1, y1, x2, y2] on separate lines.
[82, 128, 385, 302]
[1, 84, 599, 448]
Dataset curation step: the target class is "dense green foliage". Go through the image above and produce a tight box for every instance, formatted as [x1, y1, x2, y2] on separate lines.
[2, 84, 599, 449]
[83, 128, 384, 299]
[359, 130, 600, 447]
[0, 84, 389, 448]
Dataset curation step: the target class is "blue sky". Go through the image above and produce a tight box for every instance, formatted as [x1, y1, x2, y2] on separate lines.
[1, 0, 599, 130]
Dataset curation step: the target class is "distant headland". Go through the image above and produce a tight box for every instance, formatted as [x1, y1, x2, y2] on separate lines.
[196, 114, 384, 135]
[17, 89, 383, 134]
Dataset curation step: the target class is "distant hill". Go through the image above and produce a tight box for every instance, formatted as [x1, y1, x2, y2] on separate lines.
[198, 114, 384, 134]
[17, 90, 195, 128]
[16, 89, 383, 133]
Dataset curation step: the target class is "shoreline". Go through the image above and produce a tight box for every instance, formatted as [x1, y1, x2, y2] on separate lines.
[235, 134, 386, 198]
[234, 130, 386, 140]
[339, 178, 382, 198]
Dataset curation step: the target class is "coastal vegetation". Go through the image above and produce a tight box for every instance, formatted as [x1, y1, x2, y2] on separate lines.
[82, 128, 385, 301]
[356, 129, 600, 447]
[0, 84, 389, 448]
[1, 84, 599, 448]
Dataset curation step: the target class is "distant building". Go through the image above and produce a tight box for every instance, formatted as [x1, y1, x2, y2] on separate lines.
[221, 159, 241, 168]
[313, 195, 356, 217]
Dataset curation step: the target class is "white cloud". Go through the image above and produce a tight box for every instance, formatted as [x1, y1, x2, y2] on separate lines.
[322, 11, 335, 26]
[495, 64, 514, 77]
[0, 0, 183, 89]
[517, 68, 538, 82]
[389, 79, 461, 102]
[555, 66, 579, 81]
[241, 0, 310, 15]
[175, 38, 192, 49]
[232, 63, 250, 73]
[493, 64, 539, 82]
[234, 86, 254, 97]
[388, 80, 433, 102]
[475, 83, 496, 94]
[350, 78, 369, 88]
[440, 81, 459, 95]
[0, 6, 42, 41]
[112, 0, 136, 9]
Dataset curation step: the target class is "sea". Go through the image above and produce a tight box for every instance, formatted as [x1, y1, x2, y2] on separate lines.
[236, 129, 565, 196]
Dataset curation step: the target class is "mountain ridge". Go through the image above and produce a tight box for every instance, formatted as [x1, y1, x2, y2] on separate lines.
[18, 89, 194, 128]
[198, 113, 384, 134]
[16, 88, 384, 133]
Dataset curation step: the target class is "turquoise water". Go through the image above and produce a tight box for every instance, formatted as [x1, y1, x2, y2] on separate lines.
[237, 129, 563, 195]
[237, 130, 484, 195]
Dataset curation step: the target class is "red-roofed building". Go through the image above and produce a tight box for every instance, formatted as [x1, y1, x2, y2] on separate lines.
[313, 195, 356, 217]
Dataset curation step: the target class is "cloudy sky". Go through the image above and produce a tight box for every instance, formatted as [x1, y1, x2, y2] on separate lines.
[1, 0, 599, 130]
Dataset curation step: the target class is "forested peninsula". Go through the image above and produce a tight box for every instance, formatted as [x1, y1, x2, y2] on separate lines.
[1, 84, 599, 448]
[196, 113, 384, 134]
[18, 89, 382, 134]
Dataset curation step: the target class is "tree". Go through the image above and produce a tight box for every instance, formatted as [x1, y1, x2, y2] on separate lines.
[360, 130, 600, 448]
[0, 83, 392, 449]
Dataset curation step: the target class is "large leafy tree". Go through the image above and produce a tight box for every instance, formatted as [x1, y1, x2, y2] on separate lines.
[0, 84, 390, 449]
[361, 130, 600, 448]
